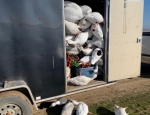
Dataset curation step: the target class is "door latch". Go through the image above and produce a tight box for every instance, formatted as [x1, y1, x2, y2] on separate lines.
[137, 37, 142, 43]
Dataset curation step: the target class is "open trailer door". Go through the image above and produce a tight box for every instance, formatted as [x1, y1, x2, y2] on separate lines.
[108, 0, 144, 81]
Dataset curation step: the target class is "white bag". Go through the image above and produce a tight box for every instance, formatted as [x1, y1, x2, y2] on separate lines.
[91, 24, 103, 41]
[81, 5, 92, 15]
[78, 18, 91, 30]
[67, 32, 89, 46]
[64, 6, 83, 22]
[64, 1, 82, 13]
[65, 20, 80, 35]
[67, 75, 95, 86]
[85, 12, 104, 24]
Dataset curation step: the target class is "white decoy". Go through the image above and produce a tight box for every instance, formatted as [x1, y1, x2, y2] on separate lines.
[66, 35, 74, 41]
[60, 101, 75, 115]
[66, 46, 80, 55]
[81, 5, 92, 15]
[65, 20, 81, 35]
[88, 40, 104, 48]
[71, 100, 93, 115]
[87, 35, 98, 43]
[87, 36, 104, 48]
[91, 48, 103, 65]
[96, 58, 103, 66]
[85, 28, 93, 38]
[66, 32, 89, 46]
[93, 65, 98, 73]
[64, 1, 82, 13]
[91, 24, 103, 41]
[67, 74, 97, 86]
[50, 97, 68, 107]
[64, 7, 83, 23]
[79, 56, 91, 65]
[66, 35, 75, 46]
[114, 104, 129, 115]
[78, 46, 93, 56]
[85, 12, 104, 24]
[78, 18, 91, 31]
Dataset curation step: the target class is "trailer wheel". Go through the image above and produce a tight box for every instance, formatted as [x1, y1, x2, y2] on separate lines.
[0, 90, 33, 115]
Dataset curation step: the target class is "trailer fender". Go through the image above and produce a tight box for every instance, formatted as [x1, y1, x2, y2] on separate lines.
[0, 80, 38, 110]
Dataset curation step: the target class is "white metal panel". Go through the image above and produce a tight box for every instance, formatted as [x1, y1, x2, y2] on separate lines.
[108, 0, 144, 81]
[142, 35, 150, 55]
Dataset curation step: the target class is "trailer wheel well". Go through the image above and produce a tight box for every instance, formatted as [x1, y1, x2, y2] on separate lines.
[0, 88, 37, 110]
[15, 88, 34, 104]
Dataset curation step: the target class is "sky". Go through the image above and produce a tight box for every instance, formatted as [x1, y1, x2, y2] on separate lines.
[143, 0, 150, 30]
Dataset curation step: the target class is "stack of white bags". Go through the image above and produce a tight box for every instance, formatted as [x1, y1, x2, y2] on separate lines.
[65, 1, 104, 67]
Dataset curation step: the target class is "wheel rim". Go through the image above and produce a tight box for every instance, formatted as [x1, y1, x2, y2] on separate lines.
[0, 104, 22, 115]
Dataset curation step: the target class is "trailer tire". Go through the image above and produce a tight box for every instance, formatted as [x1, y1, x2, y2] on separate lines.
[0, 90, 33, 115]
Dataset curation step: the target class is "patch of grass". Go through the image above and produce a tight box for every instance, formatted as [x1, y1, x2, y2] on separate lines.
[89, 91, 150, 115]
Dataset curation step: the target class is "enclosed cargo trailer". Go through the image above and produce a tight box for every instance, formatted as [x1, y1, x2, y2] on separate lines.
[142, 32, 150, 64]
[0, 0, 143, 114]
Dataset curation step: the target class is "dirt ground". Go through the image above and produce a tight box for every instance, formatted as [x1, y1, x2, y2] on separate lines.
[33, 64, 150, 115]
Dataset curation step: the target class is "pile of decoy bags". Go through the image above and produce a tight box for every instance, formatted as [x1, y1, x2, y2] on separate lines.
[65, 1, 104, 85]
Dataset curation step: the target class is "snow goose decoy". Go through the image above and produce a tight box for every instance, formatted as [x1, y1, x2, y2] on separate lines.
[78, 18, 92, 31]
[71, 100, 93, 115]
[66, 46, 80, 55]
[66, 35, 75, 41]
[66, 35, 75, 46]
[65, 20, 81, 36]
[114, 104, 128, 115]
[64, 7, 83, 23]
[66, 32, 89, 46]
[91, 48, 103, 65]
[78, 56, 91, 67]
[96, 58, 103, 66]
[78, 45, 93, 56]
[60, 101, 75, 115]
[85, 28, 93, 38]
[81, 5, 92, 16]
[91, 24, 103, 41]
[50, 97, 68, 107]
[85, 12, 104, 25]
[87, 36, 104, 48]
[93, 65, 98, 73]
[87, 40, 104, 49]
[86, 35, 98, 44]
